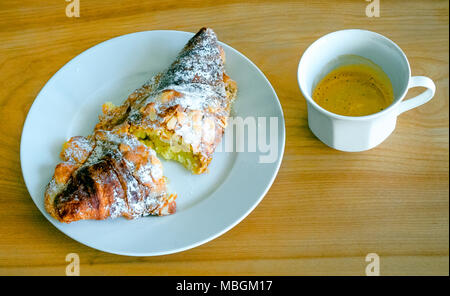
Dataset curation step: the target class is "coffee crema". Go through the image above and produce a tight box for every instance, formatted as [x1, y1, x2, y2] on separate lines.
[312, 60, 394, 117]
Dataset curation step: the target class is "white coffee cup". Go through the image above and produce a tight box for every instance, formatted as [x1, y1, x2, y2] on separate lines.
[297, 29, 436, 152]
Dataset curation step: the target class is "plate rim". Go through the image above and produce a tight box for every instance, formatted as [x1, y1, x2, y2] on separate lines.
[20, 29, 286, 256]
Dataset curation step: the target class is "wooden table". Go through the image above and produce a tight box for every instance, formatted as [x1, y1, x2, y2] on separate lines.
[0, 0, 448, 276]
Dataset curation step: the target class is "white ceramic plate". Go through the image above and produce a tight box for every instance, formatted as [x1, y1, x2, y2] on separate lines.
[20, 30, 285, 256]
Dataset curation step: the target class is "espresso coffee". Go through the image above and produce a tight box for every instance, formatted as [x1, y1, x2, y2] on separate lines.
[312, 59, 394, 117]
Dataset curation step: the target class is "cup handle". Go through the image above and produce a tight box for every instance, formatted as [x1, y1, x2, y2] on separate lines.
[398, 76, 436, 115]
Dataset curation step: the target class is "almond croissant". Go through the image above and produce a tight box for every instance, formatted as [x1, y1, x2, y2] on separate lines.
[45, 130, 176, 223]
[95, 27, 237, 174]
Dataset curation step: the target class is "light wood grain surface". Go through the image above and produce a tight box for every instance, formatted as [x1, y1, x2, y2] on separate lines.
[0, 0, 448, 276]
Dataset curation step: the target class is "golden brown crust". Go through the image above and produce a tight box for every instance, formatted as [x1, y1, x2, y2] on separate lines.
[95, 27, 238, 174]
[45, 131, 176, 223]
[53, 158, 120, 222]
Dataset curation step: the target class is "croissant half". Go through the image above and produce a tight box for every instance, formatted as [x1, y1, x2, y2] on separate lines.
[45, 130, 176, 223]
[96, 27, 238, 174]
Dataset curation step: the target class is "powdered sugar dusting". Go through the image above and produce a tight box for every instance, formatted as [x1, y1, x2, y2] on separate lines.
[45, 130, 174, 221]
[125, 28, 232, 161]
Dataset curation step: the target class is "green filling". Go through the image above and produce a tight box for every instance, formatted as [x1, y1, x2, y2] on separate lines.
[132, 129, 201, 173]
